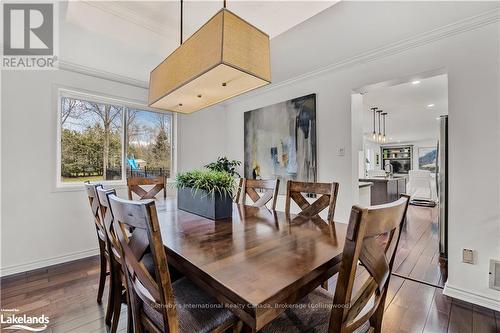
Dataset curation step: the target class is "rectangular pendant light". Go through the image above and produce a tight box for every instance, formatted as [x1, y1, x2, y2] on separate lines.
[148, 9, 271, 114]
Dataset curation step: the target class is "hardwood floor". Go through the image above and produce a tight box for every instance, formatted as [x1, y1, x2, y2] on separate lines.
[1, 205, 497, 332]
[393, 205, 447, 287]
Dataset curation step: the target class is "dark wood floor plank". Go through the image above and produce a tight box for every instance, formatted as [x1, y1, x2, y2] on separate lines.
[385, 275, 406, 310]
[423, 288, 452, 333]
[393, 205, 445, 288]
[382, 279, 436, 332]
[448, 299, 473, 333]
[472, 305, 497, 333]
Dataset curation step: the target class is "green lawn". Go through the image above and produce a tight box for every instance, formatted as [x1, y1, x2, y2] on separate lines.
[62, 175, 103, 183]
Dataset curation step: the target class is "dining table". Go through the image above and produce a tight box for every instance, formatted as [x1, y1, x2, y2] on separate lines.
[155, 199, 347, 332]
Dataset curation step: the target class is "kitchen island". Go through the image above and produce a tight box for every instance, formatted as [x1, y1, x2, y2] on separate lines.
[359, 175, 407, 205]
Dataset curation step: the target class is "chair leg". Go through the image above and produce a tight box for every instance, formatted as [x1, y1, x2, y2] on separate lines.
[369, 293, 387, 333]
[110, 275, 123, 333]
[105, 271, 115, 326]
[127, 296, 133, 333]
[97, 246, 107, 304]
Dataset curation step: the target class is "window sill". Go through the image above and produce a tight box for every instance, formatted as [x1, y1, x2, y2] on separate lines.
[52, 179, 176, 193]
[52, 181, 127, 193]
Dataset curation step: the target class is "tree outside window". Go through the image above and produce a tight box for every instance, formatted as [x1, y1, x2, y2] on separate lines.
[59, 94, 172, 184]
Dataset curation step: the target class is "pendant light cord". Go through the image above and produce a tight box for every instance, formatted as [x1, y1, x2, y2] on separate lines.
[383, 114, 386, 135]
[224, 0, 227, 8]
[180, 0, 183, 45]
[373, 109, 376, 133]
[378, 111, 381, 135]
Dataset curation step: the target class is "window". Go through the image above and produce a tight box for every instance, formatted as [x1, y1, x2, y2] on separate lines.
[58, 90, 173, 186]
[126, 110, 172, 178]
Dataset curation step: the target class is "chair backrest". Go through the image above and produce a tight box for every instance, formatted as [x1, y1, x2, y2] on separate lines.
[108, 194, 178, 333]
[329, 195, 410, 333]
[285, 180, 339, 223]
[84, 182, 106, 239]
[96, 187, 120, 253]
[235, 178, 280, 210]
[127, 176, 166, 200]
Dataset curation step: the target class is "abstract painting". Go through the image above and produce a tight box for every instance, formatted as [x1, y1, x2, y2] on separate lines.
[418, 147, 437, 173]
[244, 94, 317, 193]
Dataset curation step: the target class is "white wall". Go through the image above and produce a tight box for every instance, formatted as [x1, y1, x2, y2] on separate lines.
[0, 69, 149, 275]
[176, 106, 228, 172]
[178, 2, 500, 309]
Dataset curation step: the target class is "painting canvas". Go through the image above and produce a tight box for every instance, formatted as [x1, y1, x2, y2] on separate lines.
[244, 94, 317, 193]
[418, 147, 437, 173]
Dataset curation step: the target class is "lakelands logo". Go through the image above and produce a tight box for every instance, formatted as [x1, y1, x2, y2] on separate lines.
[1, 309, 49, 332]
[2, 2, 58, 69]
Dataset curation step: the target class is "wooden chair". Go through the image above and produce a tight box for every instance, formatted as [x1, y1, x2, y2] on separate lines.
[285, 180, 340, 223]
[261, 195, 410, 333]
[127, 176, 166, 200]
[235, 178, 280, 210]
[108, 194, 237, 333]
[84, 182, 108, 306]
[96, 187, 131, 333]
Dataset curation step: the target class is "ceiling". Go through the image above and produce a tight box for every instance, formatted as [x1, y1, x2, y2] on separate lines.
[362, 74, 448, 144]
[65, 1, 337, 55]
[61, 1, 337, 82]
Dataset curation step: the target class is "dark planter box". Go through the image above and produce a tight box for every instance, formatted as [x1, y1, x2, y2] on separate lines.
[177, 187, 233, 220]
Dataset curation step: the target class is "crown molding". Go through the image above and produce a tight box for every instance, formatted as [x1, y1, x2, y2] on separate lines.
[59, 60, 149, 89]
[82, 1, 170, 38]
[224, 7, 500, 105]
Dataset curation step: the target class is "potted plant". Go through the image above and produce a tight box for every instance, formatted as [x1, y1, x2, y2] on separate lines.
[176, 169, 237, 220]
[204, 156, 241, 177]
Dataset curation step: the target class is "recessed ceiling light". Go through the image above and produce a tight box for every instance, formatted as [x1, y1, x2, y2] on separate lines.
[427, 103, 435, 108]
[411, 80, 421, 85]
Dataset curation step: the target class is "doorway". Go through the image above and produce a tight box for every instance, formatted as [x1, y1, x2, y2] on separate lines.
[352, 72, 448, 287]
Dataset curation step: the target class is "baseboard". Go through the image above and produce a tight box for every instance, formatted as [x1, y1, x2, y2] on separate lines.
[0, 248, 99, 277]
[444, 283, 500, 311]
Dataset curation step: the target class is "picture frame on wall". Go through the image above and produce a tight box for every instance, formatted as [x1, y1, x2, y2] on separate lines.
[418, 147, 438, 172]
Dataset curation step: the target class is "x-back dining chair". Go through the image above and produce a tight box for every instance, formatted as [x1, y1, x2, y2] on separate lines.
[235, 178, 280, 210]
[96, 187, 132, 333]
[285, 180, 340, 290]
[108, 194, 237, 333]
[261, 195, 410, 333]
[127, 176, 167, 200]
[285, 180, 340, 223]
[84, 182, 108, 305]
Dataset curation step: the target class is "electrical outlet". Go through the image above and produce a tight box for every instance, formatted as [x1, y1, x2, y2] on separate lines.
[489, 259, 500, 291]
[463, 249, 474, 264]
[338, 147, 345, 156]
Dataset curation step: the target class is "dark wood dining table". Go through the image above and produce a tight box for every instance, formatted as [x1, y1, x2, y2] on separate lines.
[156, 200, 347, 332]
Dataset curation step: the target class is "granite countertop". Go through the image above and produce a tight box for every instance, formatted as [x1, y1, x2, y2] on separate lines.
[359, 175, 408, 182]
